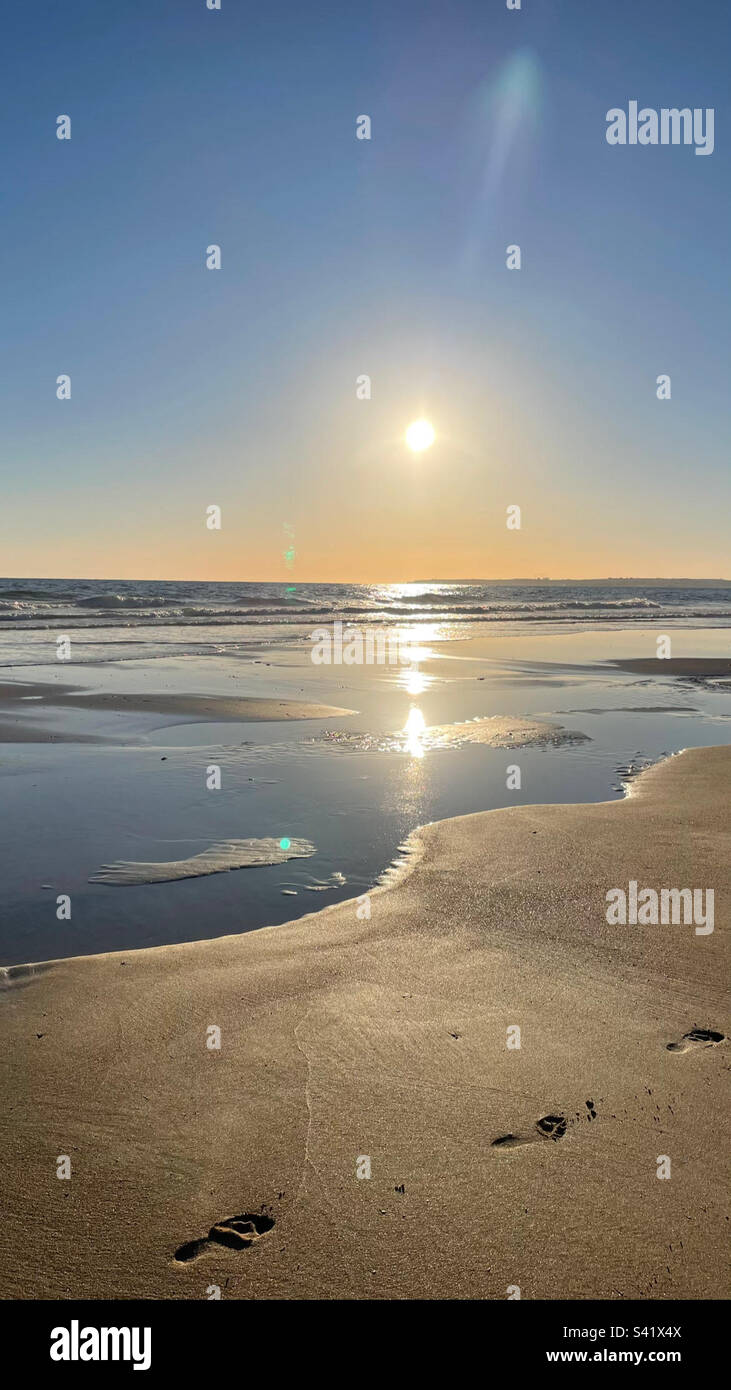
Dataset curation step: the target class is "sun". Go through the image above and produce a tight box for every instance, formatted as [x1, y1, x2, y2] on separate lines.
[405, 419, 435, 452]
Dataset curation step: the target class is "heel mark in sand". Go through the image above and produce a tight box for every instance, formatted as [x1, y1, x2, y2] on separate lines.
[667, 1027, 725, 1053]
[492, 1113, 567, 1150]
[174, 1210, 275, 1264]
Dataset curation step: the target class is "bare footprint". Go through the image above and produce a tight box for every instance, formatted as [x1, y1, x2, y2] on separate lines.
[666, 1028, 725, 1054]
[174, 1210, 275, 1263]
[492, 1113, 567, 1150]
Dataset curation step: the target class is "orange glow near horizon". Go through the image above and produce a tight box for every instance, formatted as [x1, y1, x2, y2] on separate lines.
[2, 484, 728, 585]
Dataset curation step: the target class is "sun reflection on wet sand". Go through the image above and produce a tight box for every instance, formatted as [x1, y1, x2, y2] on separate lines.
[313, 713, 589, 755]
[401, 665, 430, 696]
[403, 706, 427, 758]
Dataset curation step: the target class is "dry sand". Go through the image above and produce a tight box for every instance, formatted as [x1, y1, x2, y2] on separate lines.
[1, 746, 729, 1300]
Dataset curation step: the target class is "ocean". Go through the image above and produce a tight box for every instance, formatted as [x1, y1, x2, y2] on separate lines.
[1, 577, 730, 666]
[1, 578, 729, 966]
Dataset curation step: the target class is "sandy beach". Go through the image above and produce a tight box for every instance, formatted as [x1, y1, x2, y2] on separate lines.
[3, 0, 731, 1342]
[2, 743, 728, 1301]
[611, 658, 731, 679]
[0, 680, 357, 743]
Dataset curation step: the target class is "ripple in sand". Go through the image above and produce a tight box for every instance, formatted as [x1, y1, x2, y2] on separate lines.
[89, 837, 316, 886]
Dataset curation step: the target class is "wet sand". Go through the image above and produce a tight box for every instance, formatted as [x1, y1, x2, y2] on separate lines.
[0, 723, 108, 744]
[0, 679, 357, 742]
[1, 746, 728, 1300]
[313, 713, 590, 752]
[611, 658, 731, 678]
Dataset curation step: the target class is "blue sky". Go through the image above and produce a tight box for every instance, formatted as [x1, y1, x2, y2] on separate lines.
[1, 0, 729, 579]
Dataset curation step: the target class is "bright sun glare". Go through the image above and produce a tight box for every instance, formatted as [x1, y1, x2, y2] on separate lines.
[405, 419, 435, 452]
[403, 706, 427, 758]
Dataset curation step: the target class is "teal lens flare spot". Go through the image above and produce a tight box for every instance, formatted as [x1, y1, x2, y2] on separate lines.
[279, 837, 291, 850]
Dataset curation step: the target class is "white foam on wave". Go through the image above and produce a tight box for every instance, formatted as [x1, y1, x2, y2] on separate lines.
[76, 593, 180, 609]
[89, 837, 316, 886]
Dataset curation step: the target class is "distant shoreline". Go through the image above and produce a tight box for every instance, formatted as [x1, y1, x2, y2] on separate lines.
[1, 575, 730, 588]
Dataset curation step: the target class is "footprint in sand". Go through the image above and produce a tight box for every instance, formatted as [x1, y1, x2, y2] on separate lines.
[174, 1210, 275, 1263]
[666, 1028, 725, 1054]
[492, 1113, 568, 1150]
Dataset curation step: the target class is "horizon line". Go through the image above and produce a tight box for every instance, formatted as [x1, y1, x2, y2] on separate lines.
[2, 575, 730, 587]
